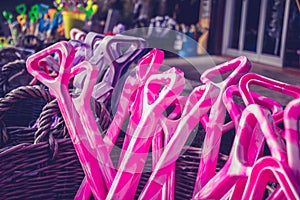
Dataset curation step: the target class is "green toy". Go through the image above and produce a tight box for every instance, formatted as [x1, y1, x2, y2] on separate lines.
[29, 4, 39, 23]
[84, 0, 98, 19]
[2, 11, 13, 23]
[16, 4, 27, 15]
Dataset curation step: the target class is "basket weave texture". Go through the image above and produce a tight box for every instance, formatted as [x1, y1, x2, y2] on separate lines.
[0, 86, 84, 200]
[0, 86, 230, 200]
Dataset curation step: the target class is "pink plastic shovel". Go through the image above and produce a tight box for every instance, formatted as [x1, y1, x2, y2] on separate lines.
[138, 82, 220, 199]
[223, 86, 283, 200]
[224, 84, 284, 155]
[284, 98, 300, 181]
[26, 41, 108, 200]
[194, 104, 287, 199]
[238, 73, 300, 166]
[223, 85, 283, 130]
[221, 76, 300, 199]
[107, 68, 185, 199]
[70, 60, 117, 199]
[103, 48, 163, 153]
[138, 57, 251, 199]
[241, 101, 300, 200]
[227, 74, 300, 147]
[230, 73, 300, 199]
[239, 73, 300, 123]
[242, 156, 300, 200]
[255, 98, 300, 200]
[77, 49, 165, 199]
[208, 85, 284, 199]
[72, 33, 124, 200]
[193, 56, 251, 195]
[151, 96, 186, 199]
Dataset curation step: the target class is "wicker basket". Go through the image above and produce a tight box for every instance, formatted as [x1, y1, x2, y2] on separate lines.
[0, 60, 33, 98]
[0, 86, 85, 200]
[0, 47, 32, 98]
[0, 85, 50, 128]
[18, 35, 44, 52]
[0, 47, 25, 68]
[0, 86, 230, 199]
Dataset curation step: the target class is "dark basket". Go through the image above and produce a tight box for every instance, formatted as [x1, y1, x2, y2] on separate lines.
[0, 86, 230, 199]
[0, 86, 85, 200]
[0, 85, 50, 127]
[0, 60, 34, 98]
[174, 146, 228, 199]
[18, 35, 44, 52]
[0, 47, 25, 68]
[132, 126, 229, 200]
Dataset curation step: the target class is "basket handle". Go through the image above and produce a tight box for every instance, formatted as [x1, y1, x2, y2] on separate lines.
[34, 98, 112, 158]
[0, 47, 25, 59]
[0, 47, 25, 69]
[34, 99, 65, 142]
[0, 60, 33, 94]
[34, 99, 112, 143]
[20, 34, 44, 50]
[0, 85, 53, 119]
[34, 99, 67, 159]
[1, 60, 26, 76]
[0, 85, 53, 146]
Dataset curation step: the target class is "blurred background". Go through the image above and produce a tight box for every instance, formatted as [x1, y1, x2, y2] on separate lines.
[0, 0, 299, 68]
